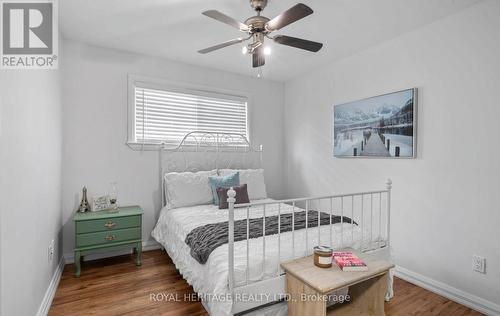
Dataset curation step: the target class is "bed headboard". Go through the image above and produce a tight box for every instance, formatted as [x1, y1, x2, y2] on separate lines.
[160, 131, 263, 207]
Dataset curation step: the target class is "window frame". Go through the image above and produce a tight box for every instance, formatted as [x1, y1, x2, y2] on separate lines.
[127, 74, 251, 150]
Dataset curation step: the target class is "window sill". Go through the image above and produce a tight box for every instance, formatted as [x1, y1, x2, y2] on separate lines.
[126, 141, 258, 152]
[126, 141, 209, 151]
[126, 141, 226, 151]
[126, 142, 163, 151]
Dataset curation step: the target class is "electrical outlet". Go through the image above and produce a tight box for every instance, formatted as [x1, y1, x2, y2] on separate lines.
[48, 239, 55, 262]
[472, 255, 486, 274]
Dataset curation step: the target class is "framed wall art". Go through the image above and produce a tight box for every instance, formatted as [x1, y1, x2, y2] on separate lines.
[333, 88, 417, 158]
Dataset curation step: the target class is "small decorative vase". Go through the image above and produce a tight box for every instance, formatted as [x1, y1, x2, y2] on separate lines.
[108, 182, 119, 213]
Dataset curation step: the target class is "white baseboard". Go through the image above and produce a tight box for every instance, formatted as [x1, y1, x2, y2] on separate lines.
[36, 257, 64, 316]
[63, 240, 161, 264]
[395, 265, 500, 316]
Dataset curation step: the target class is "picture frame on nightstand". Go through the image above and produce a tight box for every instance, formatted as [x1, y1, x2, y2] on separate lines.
[92, 195, 110, 212]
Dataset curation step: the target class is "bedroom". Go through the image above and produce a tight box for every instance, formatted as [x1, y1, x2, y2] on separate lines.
[0, 0, 499, 315]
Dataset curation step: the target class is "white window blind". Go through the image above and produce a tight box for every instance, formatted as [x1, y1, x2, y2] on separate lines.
[134, 86, 248, 144]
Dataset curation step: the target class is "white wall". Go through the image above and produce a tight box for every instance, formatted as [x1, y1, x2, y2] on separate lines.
[0, 70, 63, 314]
[61, 40, 285, 256]
[284, 0, 500, 309]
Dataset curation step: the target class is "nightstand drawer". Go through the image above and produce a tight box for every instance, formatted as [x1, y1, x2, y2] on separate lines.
[76, 227, 141, 248]
[76, 215, 141, 234]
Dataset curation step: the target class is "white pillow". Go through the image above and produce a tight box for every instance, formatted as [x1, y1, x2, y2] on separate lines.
[219, 168, 267, 200]
[164, 170, 217, 209]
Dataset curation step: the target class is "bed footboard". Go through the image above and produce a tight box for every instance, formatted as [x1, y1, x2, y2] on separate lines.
[226, 179, 392, 312]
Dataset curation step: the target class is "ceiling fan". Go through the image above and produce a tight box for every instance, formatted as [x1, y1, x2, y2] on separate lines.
[198, 0, 323, 68]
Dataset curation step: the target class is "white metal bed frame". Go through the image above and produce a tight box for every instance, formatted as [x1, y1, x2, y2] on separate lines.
[160, 131, 392, 315]
[160, 131, 263, 207]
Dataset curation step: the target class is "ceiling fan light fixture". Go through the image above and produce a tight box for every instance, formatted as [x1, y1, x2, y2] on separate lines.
[198, 1, 322, 68]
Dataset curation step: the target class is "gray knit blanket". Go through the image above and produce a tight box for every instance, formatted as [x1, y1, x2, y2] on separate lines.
[185, 210, 356, 264]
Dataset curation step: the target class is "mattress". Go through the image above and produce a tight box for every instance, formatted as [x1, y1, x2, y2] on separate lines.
[151, 199, 381, 316]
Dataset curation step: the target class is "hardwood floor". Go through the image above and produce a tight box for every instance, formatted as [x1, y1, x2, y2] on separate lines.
[50, 250, 207, 316]
[385, 278, 482, 316]
[49, 250, 483, 316]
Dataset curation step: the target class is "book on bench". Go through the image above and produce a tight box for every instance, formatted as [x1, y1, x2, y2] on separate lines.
[333, 252, 368, 272]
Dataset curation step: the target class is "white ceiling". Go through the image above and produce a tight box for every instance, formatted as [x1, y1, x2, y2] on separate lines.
[60, 0, 480, 82]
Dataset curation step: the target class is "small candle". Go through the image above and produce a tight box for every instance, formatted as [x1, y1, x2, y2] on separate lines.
[313, 246, 333, 268]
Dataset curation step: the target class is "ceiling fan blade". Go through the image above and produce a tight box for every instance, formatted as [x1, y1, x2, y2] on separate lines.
[202, 10, 249, 32]
[265, 3, 313, 31]
[274, 35, 323, 52]
[252, 47, 265, 68]
[198, 38, 245, 54]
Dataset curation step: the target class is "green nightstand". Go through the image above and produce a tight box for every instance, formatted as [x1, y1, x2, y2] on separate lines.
[73, 206, 143, 277]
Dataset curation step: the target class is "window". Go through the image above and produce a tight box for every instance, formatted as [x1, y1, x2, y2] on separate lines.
[128, 77, 248, 147]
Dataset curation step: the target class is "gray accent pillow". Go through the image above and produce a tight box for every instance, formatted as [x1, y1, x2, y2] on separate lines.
[216, 184, 250, 209]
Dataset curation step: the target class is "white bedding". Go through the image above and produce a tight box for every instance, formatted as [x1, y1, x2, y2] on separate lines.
[151, 199, 381, 316]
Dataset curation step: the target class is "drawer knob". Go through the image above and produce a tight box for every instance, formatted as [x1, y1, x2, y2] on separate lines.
[105, 235, 116, 241]
[104, 221, 116, 228]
